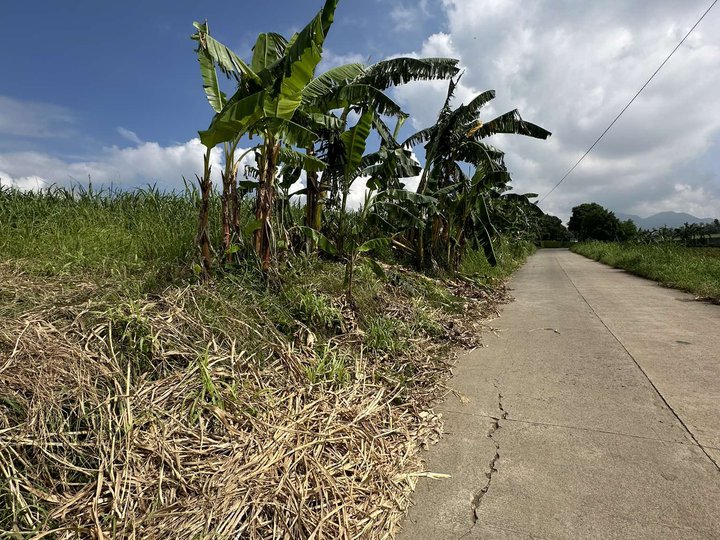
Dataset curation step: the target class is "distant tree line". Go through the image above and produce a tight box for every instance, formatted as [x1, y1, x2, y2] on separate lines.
[636, 219, 720, 246]
[568, 202, 720, 246]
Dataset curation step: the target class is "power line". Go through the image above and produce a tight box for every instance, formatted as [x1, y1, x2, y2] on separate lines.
[539, 0, 718, 204]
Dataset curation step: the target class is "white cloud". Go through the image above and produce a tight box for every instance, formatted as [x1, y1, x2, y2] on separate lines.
[389, 0, 431, 31]
[0, 96, 75, 138]
[0, 139, 230, 191]
[116, 127, 143, 145]
[393, 0, 720, 220]
[317, 50, 367, 73]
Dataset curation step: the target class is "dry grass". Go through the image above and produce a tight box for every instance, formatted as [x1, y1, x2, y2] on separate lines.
[0, 264, 507, 539]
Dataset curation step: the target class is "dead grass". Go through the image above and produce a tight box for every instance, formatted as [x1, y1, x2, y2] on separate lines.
[0, 263, 507, 539]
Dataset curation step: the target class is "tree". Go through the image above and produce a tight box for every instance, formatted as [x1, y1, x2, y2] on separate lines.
[403, 76, 551, 268]
[618, 219, 638, 241]
[538, 213, 571, 242]
[194, 0, 459, 273]
[567, 203, 621, 241]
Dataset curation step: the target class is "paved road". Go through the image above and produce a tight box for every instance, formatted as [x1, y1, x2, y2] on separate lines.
[399, 249, 720, 539]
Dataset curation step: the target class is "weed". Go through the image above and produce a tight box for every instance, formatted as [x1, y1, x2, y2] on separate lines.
[285, 286, 344, 332]
[304, 344, 350, 386]
[364, 317, 410, 356]
[572, 242, 720, 301]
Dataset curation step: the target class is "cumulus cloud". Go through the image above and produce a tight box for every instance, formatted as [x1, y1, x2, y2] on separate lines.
[393, 0, 720, 220]
[390, 0, 431, 31]
[0, 139, 229, 191]
[317, 50, 367, 73]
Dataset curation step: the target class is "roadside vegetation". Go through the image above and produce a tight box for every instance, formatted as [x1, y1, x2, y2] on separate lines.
[0, 0, 552, 537]
[571, 242, 720, 301]
[0, 185, 534, 537]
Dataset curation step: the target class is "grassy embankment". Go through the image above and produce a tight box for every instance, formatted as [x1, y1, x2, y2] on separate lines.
[0, 186, 533, 538]
[571, 241, 720, 301]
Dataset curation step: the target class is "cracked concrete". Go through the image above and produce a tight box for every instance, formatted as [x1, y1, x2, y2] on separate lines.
[398, 249, 720, 539]
[468, 385, 506, 532]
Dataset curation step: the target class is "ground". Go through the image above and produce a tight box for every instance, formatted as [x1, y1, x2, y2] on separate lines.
[400, 249, 720, 539]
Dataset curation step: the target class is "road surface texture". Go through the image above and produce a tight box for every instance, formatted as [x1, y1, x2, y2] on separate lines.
[399, 249, 720, 539]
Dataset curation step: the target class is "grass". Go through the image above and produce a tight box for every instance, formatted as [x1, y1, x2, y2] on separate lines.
[0, 185, 534, 538]
[571, 241, 720, 301]
[0, 184, 202, 293]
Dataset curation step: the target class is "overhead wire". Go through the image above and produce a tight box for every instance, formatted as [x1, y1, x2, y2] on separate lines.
[538, 0, 718, 204]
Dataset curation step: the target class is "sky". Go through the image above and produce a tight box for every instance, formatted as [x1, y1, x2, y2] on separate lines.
[1, 0, 719, 221]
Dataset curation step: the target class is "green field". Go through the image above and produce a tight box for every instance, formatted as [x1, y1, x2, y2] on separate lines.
[571, 242, 720, 301]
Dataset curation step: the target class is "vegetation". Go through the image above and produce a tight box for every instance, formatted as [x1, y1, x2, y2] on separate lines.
[537, 213, 572, 243]
[190, 0, 550, 283]
[0, 187, 535, 537]
[634, 219, 720, 247]
[571, 242, 720, 301]
[568, 202, 637, 242]
[0, 0, 551, 537]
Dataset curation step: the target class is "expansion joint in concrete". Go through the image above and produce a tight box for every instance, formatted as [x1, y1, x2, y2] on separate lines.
[556, 256, 720, 474]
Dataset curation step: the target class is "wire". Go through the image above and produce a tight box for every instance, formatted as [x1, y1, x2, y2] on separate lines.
[539, 0, 718, 204]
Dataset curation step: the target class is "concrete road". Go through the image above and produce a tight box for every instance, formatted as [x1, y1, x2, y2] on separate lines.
[399, 249, 720, 540]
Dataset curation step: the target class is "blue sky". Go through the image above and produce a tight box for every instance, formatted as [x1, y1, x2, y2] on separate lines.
[1, 1, 423, 150]
[2, 0, 719, 220]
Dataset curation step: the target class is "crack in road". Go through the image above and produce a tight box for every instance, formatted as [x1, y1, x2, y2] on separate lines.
[463, 383, 508, 538]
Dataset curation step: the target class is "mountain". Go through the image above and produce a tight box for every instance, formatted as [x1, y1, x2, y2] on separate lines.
[615, 211, 716, 230]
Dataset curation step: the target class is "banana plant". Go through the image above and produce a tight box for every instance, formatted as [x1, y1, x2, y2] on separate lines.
[300, 57, 459, 233]
[301, 191, 388, 297]
[194, 1, 459, 272]
[197, 0, 338, 271]
[404, 76, 551, 268]
[191, 21, 262, 272]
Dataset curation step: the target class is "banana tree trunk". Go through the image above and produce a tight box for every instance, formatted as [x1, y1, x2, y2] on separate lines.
[221, 169, 231, 262]
[254, 138, 281, 271]
[196, 147, 213, 280]
[305, 145, 323, 247]
[229, 165, 240, 243]
[221, 141, 241, 263]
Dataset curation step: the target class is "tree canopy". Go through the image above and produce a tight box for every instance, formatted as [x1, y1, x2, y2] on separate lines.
[568, 203, 637, 241]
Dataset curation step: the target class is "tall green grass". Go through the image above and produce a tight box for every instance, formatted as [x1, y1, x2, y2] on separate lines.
[460, 237, 536, 280]
[1, 184, 206, 290]
[571, 241, 720, 301]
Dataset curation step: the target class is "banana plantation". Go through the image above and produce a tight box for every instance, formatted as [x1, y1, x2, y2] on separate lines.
[192, 0, 550, 287]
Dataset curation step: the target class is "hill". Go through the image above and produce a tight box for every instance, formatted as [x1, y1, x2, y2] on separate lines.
[615, 211, 715, 229]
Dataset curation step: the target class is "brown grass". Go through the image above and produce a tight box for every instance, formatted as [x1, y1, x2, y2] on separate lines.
[0, 264, 506, 539]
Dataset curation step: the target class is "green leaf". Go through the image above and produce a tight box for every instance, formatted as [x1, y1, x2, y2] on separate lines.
[302, 63, 366, 101]
[359, 57, 459, 90]
[196, 46, 226, 113]
[251, 32, 288, 73]
[199, 91, 265, 148]
[469, 109, 551, 140]
[244, 219, 263, 236]
[456, 90, 496, 126]
[278, 147, 327, 172]
[192, 21, 258, 82]
[384, 189, 438, 207]
[295, 111, 341, 132]
[401, 126, 434, 148]
[261, 0, 339, 120]
[317, 84, 407, 118]
[357, 237, 389, 253]
[299, 226, 338, 255]
[341, 109, 374, 177]
[364, 257, 386, 280]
